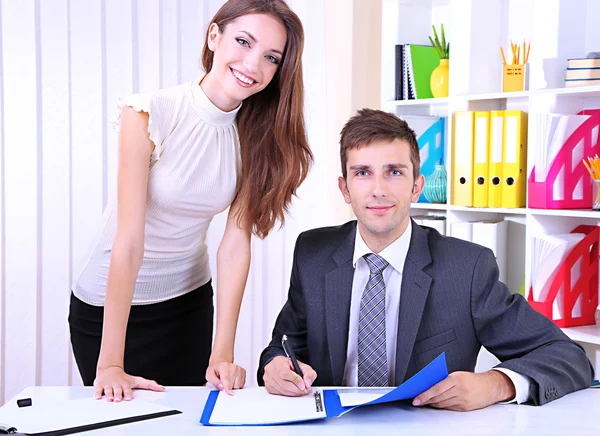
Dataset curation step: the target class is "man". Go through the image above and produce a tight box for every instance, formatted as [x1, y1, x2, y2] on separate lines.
[257, 109, 594, 410]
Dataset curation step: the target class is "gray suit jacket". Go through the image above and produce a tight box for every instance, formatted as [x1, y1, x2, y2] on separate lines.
[257, 220, 594, 405]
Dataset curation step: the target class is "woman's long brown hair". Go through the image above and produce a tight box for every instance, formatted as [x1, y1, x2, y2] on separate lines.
[202, 0, 313, 239]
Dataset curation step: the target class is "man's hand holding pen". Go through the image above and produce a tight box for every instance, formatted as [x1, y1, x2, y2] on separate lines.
[263, 355, 317, 396]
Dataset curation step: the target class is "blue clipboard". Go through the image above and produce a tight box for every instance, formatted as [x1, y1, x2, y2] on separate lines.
[200, 352, 448, 426]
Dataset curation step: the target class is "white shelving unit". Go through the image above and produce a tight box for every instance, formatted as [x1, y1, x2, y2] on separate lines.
[381, 0, 600, 376]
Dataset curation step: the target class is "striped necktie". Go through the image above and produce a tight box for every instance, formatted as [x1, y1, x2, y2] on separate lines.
[358, 253, 389, 387]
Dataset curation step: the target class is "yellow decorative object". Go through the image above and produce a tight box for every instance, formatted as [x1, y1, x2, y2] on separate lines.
[430, 59, 449, 98]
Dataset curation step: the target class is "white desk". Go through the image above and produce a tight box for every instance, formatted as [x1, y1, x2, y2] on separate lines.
[0, 386, 598, 435]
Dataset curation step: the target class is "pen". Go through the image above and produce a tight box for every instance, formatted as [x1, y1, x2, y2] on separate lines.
[281, 334, 308, 394]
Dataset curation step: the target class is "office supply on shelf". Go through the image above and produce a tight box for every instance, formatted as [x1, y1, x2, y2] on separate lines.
[567, 58, 600, 69]
[565, 78, 600, 87]
[412, 215, 446, 235]
[473, 112, 490, 207]
[400, 115, 445, 203]
[472, 221, 508, 283]
[399, 44, 439, 100]
[501, 41, 529, 92]
[583, 156, 600, 209]
[394, 44, 404, 100]
[566, 68, 600, 80]
[452, 111, 475, 206]
[449, 221, 473, 242]
[408, 44, 439, 99]
[528, 225, 599, 327]
[282, 334, 308, 395]
[200, 353, 448, 426]
[582, 155, 600, 179]
[528, 110, 600, 209]
[0, 396, 180, 435]
[488, 111, 505, 207]
[565, 57, 600, 86]
[501, 110, 528, 208]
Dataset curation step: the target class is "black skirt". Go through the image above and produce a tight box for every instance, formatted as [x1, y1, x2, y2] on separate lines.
[68, 281, 214, 386]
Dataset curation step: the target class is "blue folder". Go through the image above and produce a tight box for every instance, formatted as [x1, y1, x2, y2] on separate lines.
[200, 352, 448, 426]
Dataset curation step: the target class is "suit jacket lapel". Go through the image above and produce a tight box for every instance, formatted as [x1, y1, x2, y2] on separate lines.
[325, 223, 356, 385]
[394, 221, 433, 384]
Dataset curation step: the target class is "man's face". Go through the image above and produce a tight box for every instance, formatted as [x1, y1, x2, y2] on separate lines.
[338, 139, 424, 250]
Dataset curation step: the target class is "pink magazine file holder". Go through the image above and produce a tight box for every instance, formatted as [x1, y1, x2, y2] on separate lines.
[527, 225, 599, 328]
[528, 109, 600, 209]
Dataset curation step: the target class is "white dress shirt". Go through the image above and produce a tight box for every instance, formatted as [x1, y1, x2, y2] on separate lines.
[342, 222, 531, 404]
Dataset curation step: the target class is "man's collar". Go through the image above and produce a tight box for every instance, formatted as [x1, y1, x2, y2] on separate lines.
[352, 221, 412, 274]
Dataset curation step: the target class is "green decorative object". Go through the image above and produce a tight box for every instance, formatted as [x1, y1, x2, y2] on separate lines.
[423, 164, 447, 203]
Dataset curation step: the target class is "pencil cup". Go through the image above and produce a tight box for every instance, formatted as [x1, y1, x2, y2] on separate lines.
[593, 180, 600, 210]
[502, 63, 529, 92]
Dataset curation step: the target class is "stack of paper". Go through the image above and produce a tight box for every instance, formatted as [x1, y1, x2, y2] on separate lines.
[531, 233, 586, 320]
[532, 113, 591, 188]
[412, 215, 446, 235]
[449, 220, 508, 284]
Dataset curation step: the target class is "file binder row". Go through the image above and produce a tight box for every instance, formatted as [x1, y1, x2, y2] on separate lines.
[452, 110, 528, 208]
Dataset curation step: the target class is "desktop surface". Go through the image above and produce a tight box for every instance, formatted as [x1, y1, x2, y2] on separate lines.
[0, 386, 597, 435]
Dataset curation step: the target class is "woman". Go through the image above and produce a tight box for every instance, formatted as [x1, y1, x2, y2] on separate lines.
[68, 0, 311, 402]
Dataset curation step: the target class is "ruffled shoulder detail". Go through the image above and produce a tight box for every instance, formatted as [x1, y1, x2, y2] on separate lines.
[112, 91, 165, 162]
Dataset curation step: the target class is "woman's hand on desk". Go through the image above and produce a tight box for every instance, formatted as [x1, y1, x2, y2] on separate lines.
[206, 360, 247, 395]
[412, 370, 516, 412]
[94, 366, 165, 402]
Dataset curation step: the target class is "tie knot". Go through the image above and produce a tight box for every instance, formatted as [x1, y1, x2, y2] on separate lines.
[363, 253, 388, 275]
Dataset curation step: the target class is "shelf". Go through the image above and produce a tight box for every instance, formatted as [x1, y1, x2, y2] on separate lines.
[455, 91, 531, 101]
[450, 206, 527, 215]
[533, 85, 600, 99]
[528, 208, 600, 219]
[562, 326, 600, 345]
[411, 203, 448, 210]
[387, 97, 450, 107]
[388, 87, 600, 107]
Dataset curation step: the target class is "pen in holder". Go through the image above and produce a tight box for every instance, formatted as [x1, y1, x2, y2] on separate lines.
[583, 156, 600, 210]
[593, 180, 600, 210]
[502, 63, 529, 92]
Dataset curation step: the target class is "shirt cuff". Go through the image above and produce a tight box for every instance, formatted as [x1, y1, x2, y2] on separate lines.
[491, 368, 532, 404]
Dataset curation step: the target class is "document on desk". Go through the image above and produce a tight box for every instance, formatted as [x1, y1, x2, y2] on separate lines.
[0, 396, 180, 435]
[200, 352, 448, 426]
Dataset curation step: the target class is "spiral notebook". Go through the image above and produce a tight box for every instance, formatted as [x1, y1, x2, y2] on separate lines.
[396, 44, 440, 100]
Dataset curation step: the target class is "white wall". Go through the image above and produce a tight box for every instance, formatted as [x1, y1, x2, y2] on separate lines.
[0, 0, 375, 406]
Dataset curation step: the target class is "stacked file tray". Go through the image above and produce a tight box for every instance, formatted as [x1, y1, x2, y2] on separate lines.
[528, 109, 600, 209]
[400, 115, 445, 203]
[528, 225, 599, 328]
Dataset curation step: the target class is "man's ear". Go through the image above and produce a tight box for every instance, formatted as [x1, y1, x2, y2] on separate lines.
[338, 176, 352, 205]
[411, 174, 425, 203]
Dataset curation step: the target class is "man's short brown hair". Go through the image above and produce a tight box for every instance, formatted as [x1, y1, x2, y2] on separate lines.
[340, 108, 420, 181]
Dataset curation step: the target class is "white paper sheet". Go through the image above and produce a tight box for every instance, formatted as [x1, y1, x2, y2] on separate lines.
[0, 397, 177, 434]
[208, 388, 327, 425]
[531, 233, 586, 319]
[337, 388, 394, 407]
